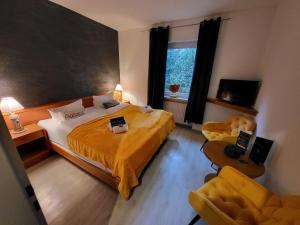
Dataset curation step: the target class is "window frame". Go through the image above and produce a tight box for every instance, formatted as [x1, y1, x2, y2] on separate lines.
[164, 41, 197, 101]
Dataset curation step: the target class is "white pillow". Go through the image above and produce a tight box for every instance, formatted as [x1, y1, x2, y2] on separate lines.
[48, 109, 66, 122]
[93, 94, 114, 109]
[48, 99, 85, 122]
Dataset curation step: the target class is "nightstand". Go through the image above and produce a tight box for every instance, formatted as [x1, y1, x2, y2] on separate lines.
[10, 124, 50, 168]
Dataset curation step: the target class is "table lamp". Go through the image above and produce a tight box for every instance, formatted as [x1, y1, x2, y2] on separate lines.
[0, 97, 25, 133]
[113, 84, 123, 102]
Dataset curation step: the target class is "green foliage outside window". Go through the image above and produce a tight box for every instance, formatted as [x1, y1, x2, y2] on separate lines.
[165, 48, 196, 94]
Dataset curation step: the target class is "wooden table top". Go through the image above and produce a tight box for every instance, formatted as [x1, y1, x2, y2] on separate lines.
[10, 123, 43, 139]
[204, 141, 265, 178]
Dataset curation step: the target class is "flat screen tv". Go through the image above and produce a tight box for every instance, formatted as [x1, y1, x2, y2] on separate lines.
[217, 79, 260, 107]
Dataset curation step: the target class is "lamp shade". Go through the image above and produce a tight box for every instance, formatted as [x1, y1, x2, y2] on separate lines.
[115, 84, 123, 91]
[0, 97, 24, 113]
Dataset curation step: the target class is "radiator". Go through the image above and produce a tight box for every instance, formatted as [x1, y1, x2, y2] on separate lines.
[163, 100, 189, 125]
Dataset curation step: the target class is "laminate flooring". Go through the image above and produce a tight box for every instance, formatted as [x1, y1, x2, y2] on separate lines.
[27, 155, 118, 225]
[108, 126, 211, 225]
[27, 126, 212, 225]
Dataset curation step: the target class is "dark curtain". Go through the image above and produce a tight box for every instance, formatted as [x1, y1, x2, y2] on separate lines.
[147, 26, 169, 109]
[184, 18, 221, 123]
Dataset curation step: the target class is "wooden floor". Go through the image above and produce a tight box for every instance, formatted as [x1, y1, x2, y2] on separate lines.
[27, 126, 212, 225]
[27, 155, 118, 225]
[108, 126, 210, 225]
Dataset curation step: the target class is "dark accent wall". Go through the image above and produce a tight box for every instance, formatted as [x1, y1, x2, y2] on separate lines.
[0, 0, 120, 107]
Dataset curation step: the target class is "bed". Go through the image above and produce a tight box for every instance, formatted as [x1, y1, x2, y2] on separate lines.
[18, 97, 175, 199]
[38, 106, 113, 173]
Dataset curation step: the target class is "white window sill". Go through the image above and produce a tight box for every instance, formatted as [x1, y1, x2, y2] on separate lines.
[164, 96, 188, 104]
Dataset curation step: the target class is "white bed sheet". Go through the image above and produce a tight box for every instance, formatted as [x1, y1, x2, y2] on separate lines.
[38, 104, 129, 173]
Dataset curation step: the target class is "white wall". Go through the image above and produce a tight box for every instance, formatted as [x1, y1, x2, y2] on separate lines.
[119, 7, 276, 120]
[255, 0, 300, 194]
[118, 30, 149, 105]
[204, 8, 275, 121]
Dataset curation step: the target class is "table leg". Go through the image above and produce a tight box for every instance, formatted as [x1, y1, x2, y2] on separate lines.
[200, 139, 208, 152]
[188, 214, 201, 225]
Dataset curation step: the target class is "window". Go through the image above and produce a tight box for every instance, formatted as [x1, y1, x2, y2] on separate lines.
[164, 42, 197, 100]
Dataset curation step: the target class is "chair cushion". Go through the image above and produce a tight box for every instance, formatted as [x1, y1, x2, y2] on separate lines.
[227, 116, 256, 136]
[258, 195, 300, 225]
[191, 177, 300, 225]
[195, 177, 261, 225]
[201, 116, 256, 144]
[202, 130, 237, 144]
[202, 130, 231, 141]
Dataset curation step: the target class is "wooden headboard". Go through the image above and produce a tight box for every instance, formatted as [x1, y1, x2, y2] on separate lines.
[3, 96, 94, 130]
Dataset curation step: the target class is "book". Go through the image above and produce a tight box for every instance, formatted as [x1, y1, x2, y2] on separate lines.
[110, 117, 126, 127]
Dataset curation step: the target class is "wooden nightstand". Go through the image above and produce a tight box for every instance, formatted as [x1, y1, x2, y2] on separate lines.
[10, 124, 50, 168]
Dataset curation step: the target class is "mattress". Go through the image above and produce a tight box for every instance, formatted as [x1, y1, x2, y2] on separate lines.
[38, 104, 129, 174]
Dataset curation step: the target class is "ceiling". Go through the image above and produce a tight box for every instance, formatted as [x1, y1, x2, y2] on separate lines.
[50, 0, 279, 31]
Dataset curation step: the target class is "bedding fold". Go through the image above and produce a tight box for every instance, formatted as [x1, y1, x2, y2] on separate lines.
[67, 105, 175, 199]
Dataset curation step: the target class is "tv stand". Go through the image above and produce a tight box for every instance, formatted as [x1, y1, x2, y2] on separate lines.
[207, 98, 258, 116]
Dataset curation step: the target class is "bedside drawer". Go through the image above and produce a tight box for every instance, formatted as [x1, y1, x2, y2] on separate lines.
[14, 130, 45, 146]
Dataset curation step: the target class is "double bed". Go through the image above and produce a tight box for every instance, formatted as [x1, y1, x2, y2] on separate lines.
[38, 106, 114, 173]
[16, 97, 175, 199]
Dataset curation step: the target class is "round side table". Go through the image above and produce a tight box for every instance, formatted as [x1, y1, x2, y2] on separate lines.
[203, 141, 265, 182]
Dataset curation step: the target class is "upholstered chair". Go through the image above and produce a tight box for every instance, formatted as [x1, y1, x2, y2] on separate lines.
[188, 166, 300, 225]
[201, 115, 256, 149]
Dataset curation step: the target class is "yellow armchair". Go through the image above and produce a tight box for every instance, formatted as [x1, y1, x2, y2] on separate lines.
[202, 115, 256, 145]
[188, 166, 300, 225]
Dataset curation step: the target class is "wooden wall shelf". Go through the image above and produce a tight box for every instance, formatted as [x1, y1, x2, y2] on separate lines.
[207, 98, 258, 116]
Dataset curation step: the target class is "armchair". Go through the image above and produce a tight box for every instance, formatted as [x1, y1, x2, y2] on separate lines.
[188, 166, 300, 225]
[201, 115, 256, 149]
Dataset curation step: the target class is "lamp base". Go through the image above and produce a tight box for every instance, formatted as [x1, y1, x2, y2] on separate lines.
[10, 113, 24, 133]
[11, 129, 27, 134]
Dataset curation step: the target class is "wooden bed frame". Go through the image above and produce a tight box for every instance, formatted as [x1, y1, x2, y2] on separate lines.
[3, 96, 120, 191]
[51, 142, 119, 189]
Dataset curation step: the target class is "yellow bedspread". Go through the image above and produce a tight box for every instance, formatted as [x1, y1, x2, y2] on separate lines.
[67, 105, 175, 199]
